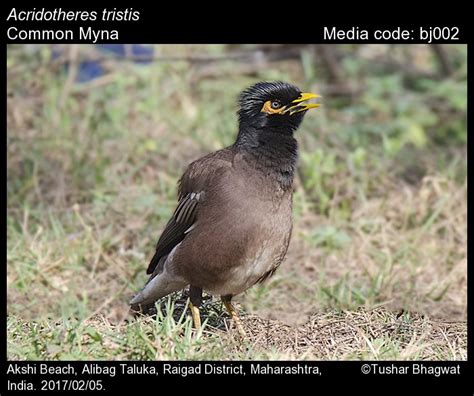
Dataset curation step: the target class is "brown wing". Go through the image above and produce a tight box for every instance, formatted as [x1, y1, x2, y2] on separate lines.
[146, 147, 235, 275]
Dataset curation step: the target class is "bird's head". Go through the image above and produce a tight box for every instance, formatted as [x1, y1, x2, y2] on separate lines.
[237, 81, 320, 133]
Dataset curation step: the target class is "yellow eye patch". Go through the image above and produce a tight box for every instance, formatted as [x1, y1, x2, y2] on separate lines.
[261, 100, 285, 114]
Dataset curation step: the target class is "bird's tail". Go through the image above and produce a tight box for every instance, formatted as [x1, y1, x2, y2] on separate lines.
[129, 268, 187, 308]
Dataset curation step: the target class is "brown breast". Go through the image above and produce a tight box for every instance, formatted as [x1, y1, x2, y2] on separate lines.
[169, 152, 294, 296]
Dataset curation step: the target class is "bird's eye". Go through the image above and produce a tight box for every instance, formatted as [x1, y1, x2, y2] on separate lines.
[271, 100, 281, 109]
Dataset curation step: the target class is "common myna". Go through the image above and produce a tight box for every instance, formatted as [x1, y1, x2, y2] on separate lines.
[130, 81, 320, 336]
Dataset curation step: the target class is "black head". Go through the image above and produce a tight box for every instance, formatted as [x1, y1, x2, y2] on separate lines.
[237, 81, 320, 133]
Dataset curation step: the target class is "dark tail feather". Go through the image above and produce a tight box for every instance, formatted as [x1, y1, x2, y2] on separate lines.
[146, 251, 163, 274]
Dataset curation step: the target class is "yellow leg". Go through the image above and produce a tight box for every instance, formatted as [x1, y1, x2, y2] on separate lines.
[223, 300, 246, 337]
[189, 302, 201, 330]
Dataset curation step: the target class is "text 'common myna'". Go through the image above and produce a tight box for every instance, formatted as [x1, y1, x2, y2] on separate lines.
[130, 81, 320, 336]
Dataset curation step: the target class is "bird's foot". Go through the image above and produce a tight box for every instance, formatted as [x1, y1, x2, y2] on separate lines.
[223, 300, 247, 338]
[189, 302, 202, 332]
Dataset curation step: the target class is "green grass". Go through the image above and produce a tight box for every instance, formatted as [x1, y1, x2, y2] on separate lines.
[7, 304, 466, 361]
[7, 44, 467, 360]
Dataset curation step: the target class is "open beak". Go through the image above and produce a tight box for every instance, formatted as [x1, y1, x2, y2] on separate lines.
[283, 92, 321, 115]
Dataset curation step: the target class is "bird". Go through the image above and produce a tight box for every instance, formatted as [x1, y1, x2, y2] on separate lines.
[130, 81, 320, 336]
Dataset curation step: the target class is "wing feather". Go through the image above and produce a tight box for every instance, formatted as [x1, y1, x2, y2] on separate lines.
[145, 148, 235, 275]
[146, 192, 200, 274]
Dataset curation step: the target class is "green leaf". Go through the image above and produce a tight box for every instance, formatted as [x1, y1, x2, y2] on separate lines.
[405, 123, 427, 148]
[85, 326, 102, 342]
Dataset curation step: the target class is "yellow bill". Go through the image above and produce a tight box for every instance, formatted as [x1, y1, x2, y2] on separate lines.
[282, 92, 321, 115]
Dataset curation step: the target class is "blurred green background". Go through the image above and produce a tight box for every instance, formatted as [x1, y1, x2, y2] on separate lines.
[7, 44, 467, 360]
